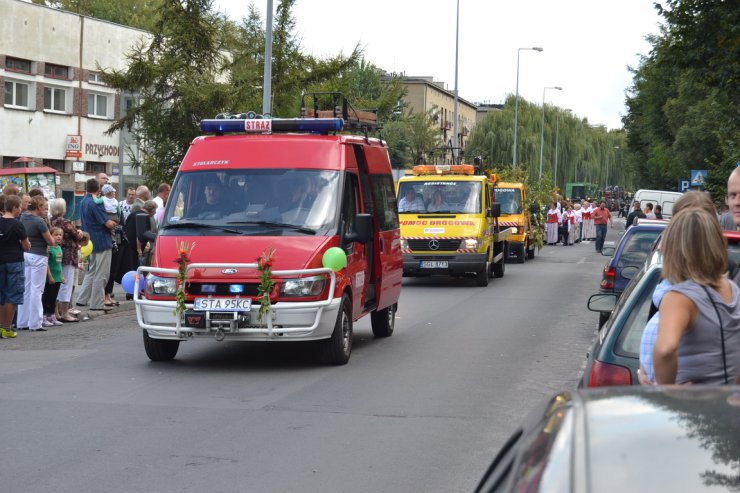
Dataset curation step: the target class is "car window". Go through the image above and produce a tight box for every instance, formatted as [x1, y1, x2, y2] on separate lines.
[616, 230, 661, 269]
[728, 241, 740, 267]
[615, 268, 662, 357]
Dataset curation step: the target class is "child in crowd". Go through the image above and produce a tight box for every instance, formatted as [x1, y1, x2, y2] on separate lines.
[67, 232, 91, 318]
[42, 227, 64, 327]
[98, 184, 121, 249]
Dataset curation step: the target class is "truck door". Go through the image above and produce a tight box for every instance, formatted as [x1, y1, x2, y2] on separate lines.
[340, 171, 368, 317]
[353, 145, 377, 311]
[354, 145, 402, 312]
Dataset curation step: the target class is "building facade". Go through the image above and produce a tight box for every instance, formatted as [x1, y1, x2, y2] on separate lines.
[1, 0, 150, 214]
[391, 75, 478, 157]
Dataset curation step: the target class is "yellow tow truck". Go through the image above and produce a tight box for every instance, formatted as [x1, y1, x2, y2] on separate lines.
[396, 164, 512, 286]
[493, 181, 536, 263]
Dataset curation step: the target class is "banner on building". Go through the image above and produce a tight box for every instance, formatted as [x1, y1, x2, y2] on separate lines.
[66, 135, 82, 159]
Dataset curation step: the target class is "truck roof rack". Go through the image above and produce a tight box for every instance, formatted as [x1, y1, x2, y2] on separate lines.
[199, 93, 381, 138]
[300, 92, 380, 134]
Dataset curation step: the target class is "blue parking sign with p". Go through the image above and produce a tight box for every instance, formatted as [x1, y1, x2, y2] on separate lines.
[690, 169, 707, 186]
[679, 180, 690, 192]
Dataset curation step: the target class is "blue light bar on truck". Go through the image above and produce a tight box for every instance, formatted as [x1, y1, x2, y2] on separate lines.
[199, 118, 344, 134]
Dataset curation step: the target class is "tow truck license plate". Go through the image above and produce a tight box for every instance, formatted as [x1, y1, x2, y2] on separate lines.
[194, 298, 251, 311]
[420, 260, 448, 268]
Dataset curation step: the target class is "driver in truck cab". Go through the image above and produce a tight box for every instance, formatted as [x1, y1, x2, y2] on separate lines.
[398, 188, 425, 213]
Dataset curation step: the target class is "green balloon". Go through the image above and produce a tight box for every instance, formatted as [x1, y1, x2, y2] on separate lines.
[322, 247, 347, 272]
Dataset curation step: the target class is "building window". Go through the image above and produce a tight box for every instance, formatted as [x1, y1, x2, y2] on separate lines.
[4, 80, 30, 108]
[88, 72, 105, 85]
[44, 160, 66, 172]
[5, 57, 32, 73]
[43, 86, 67, 112]
[44, 63, 69, 80]
[122, 96, 136, 117]
[88, 93, 108, 118]
[85, 161, 106, 173]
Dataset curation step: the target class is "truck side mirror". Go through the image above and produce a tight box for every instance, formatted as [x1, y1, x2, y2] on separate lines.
[345, 213, 372, 243]
[489, 203, 501, 218]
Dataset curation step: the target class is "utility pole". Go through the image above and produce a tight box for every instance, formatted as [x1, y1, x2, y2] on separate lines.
[262, 0, 273, 116]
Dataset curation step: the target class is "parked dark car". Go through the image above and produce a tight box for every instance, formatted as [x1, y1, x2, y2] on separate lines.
[596, 221, 667, 328]
[475, 386, 740, 493]
[583, 231, 740, 387]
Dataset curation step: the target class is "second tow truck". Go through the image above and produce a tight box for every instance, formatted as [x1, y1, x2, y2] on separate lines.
[396, 164, 512, 286]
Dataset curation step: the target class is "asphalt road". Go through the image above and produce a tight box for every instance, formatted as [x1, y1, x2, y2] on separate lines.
[0, 226, 622, 493]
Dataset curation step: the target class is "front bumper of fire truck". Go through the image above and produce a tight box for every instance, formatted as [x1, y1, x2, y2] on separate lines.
[134, 264, 341, 342]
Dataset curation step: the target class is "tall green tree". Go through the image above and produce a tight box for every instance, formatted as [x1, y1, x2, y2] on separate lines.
[228, 0, 361, 118]
[406, 110, 442, 166]
[103, 0, 232, 186]
[466, 96, 630, 193]
[623, 0, 739, 202]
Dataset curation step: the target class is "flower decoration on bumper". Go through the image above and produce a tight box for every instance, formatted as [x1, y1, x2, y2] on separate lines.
[256, 247, 276, 325]
[174, 241, 196, 316]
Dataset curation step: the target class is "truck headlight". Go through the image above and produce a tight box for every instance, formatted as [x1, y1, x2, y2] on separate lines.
[145, 275, 177, 296]
[281, 276, 326, 297]
[510, 227, 518, 234]
[400, 238, 409, 249]
[464, 238, 481, 249]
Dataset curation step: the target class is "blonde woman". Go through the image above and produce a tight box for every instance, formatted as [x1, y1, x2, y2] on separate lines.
[653, 208, 740, 384]
[639, 191, 719, 384]
[50, 198, 84, 322]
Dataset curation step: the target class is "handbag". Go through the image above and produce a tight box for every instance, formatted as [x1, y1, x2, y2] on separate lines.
[701, 285, 729, 384]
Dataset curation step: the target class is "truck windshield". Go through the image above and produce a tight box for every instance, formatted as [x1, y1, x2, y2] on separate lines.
[494, 188, 522, 214]
[397, 180, 481, 214]
[161, 169, 340, 235]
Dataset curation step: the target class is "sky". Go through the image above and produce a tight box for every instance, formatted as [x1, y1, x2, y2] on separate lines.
[213, 0, 664, 130]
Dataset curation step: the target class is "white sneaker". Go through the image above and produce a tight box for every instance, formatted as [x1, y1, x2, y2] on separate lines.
[50, 315, 64, 326]
[42, 317, 54, 327]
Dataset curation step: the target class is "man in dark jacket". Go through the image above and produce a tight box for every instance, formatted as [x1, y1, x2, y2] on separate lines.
[625, 200, 646, 228]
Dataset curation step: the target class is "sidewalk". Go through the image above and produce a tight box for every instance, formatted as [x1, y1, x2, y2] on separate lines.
[70, 279, 136, 322]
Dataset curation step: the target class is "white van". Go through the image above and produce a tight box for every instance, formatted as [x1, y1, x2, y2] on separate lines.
[633, 189, 683, 218]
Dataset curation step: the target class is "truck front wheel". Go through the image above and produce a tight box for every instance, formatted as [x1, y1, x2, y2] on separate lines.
[321, 294, 353, 365]
[493, 243, 507, 278]
[143, 330, 180, 361]
[516, 243, 525, 264]
[476, 258, 490, 286]
[526, 239, 536, 259]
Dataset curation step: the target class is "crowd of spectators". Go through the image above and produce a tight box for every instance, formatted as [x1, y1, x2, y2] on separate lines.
[0, 175, 169, 338]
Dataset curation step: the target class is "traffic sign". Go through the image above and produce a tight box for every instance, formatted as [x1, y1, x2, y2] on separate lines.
[678, 180, 690, 192]
[690, 169, 707, 186]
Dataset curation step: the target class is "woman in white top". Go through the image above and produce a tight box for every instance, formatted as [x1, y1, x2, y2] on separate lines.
[582, 201, 595, 240]
[545, 201, 561, 245]
[573, 203, 583, 243]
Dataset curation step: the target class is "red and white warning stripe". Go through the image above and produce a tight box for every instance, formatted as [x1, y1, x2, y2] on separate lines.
[402, 236, 467, 240]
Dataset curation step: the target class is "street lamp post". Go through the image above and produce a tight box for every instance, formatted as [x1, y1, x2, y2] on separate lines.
[452, 0, 460, 160]
[554, 108, 571, 188]
[262, 0, 274, 116]
[512, 46, 543, 168]
[610, 145, 620, 190]
[538, 86, 562, 182]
